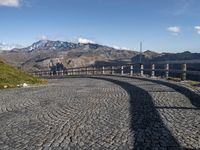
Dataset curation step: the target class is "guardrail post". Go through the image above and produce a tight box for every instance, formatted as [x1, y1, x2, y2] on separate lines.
[121, 66, 124, 75]
[151, 64, 155, 77]
[102, 66, 105, 75]
[181, 63, 187, 81]
[72, 69, 74, 75]
[74, 69, 76, 75]
[66, 70, 68, 75]
[112, 66, 114, 75]
[68, 70, 70, 75]
[165, 64, 169, 78]
[130, 65, 133, 76]
[140, 64, 144, 76]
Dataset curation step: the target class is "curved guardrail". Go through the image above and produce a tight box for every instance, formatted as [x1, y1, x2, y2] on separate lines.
[30, 62, 200, 81]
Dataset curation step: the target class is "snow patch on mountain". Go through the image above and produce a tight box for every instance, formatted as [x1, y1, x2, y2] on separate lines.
[28, 40, 78, 51]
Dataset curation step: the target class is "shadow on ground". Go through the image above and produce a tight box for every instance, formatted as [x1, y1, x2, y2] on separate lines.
[90, 76, 187, 150]
[125, 76, 200, 108]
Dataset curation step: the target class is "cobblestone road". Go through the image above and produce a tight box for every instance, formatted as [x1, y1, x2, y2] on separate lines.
[0, 76, 199, 150]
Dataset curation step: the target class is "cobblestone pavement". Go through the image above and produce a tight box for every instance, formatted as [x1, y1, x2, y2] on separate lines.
[0, 76, 199, 150]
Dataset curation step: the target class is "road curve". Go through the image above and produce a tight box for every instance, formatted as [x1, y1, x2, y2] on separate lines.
[0, 76, 199, 150]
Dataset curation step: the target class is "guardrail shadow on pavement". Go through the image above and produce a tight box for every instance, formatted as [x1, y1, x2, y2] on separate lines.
[155, 106, 200, 110]
[44, 74, 200, 108]
[90, 76, 185, 149]
[122, 76, 200, 108]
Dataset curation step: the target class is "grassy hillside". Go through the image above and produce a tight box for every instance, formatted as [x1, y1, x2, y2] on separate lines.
[0, 60, 46, 89]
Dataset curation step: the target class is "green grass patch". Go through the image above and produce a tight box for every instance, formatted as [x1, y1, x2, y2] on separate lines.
[166, 77, 181, 82]
[166, 76, 200, 89]
[0, 60, 47, 89]
[185, 80, 200, 87]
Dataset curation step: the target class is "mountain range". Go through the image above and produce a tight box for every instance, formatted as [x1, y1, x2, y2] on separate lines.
[0, 40, 139, 71]
[0, 40, 199, 72]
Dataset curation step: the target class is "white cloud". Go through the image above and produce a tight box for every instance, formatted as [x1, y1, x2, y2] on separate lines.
[121, 47, 131, 50]
[78, 37, 95, 44]
[112, 45, 131, 50]
[167, 26, 181, 33]
[112, 45, 120, 49]
[0, 0, 21, 7]
[0, 42, 24, 50]
[37, 35, 49, 40]
[36, 34, 67, 41]
[167, 26, 181, 35]
[194, 26, 200, 34]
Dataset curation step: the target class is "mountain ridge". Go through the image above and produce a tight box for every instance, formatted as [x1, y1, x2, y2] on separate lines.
[11, 40, 124, 52]
[0, 40, 139, 71]
[0, 40, 199, 72]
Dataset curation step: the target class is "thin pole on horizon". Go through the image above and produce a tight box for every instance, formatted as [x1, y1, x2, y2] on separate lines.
[139, 41, 142, 64]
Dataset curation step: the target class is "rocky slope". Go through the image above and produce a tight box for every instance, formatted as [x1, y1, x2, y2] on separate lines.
[131, 51, 200, 63]
[0, 40, 139, 71]
[0, 40, 199, 72]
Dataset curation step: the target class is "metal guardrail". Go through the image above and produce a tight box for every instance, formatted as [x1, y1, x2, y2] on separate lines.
[30, 63, 200, 81]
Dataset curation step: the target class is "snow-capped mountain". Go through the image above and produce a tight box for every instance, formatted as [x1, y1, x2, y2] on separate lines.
[0, 40, 138, 71]
[28, 40, 79, 51]
[23, 40, 109, 52]
[1, 39, 199, 75]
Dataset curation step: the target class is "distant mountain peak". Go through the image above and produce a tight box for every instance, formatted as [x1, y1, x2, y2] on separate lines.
[28, 40, 78, 51]
[143, 50, 159, 54]
[18, 40, 113, 52]
[182, 51, 191, 54]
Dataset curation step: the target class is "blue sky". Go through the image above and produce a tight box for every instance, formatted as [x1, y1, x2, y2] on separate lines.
[0, 0, 200, 52]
